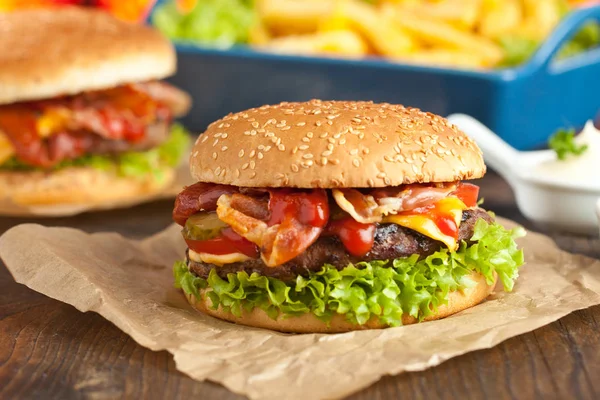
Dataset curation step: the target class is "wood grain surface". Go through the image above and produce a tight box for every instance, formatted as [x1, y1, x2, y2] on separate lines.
[0, 171, 598, 400]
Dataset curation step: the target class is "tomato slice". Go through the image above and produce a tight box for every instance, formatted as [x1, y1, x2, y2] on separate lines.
[327, 217, 375, 257]
[185, 228, 259, 258]
[452, 183, 479, 207]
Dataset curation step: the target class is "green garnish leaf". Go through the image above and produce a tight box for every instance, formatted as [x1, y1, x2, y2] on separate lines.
[175, 220, 526, 326]
[496, 35, 540, 68]
[548, 128, 588, 160]
[152, 0, 255, 48]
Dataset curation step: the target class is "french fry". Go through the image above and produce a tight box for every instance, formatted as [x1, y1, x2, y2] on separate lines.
[320, 0, 415, 57]
[516, 0, 562, 41]
[255, 0, 335, 36]
[394, 49, 489, 68]
[395, 0, 483, 31]
[260, 29, 369, 57]
[383, 4, 503, 64]
[248, 21, 272, 46]
[478, 0, 523, 38]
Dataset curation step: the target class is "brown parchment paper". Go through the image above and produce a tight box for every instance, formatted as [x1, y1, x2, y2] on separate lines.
[0, 162, 194, 217]
[1, 218, 600, 400]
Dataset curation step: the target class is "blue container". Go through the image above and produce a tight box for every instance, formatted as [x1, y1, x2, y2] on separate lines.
[158, 6, 600, 150]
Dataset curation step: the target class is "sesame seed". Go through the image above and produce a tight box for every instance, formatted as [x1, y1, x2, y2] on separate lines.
[250, 172, 257, 179]
[278, 144, 286, 151]
[339, 138, 346, 145]
[322, 150, 333, 156]
[264, 146, 272, 152]
[328, 138, 335, 144]
[331, 159, 340, 165]
[276, 173, 285, 179]
[327, 120, 333, 125]
[281, 126, 291, 131]
[377, 172, 386, 178]
[212, 152, 218, 160]
[221, 146, 228, 151]
[352, 118, 361, 123]
[304, 160, 314, 166]
[299, 145, 309, 150]
[384, 177, 391, 185]
[384, 155, 393, 162]
[296, 122, 306, 126]
[250, 130, 257, 136]
[307, 132, 314, 138]
[266, 132, 275, 137]
[291, 164, 299, 172]
[252, 122, 259, 128]
[353, 159, 360, 167]
[214, 132, 222, 138]
[244, 131, 251, 136]
[367, 178, 375, 187]
[327, 144, 334, 151]
[321, 157, 328, 165]
[218, 123, 224, 129]
[316, 121, 322, 127]
[320, 132, 329, 138]
[363, 148, 370, 154]
[302, 137, 310, 143]
[292, 146, 298, 154]
[215, 166, 221, 175]
[250, 160, 256, 169]
[350, 149, 359, 155]
[242, 163, 249, 170]
[327, 115, 336, 120]
[220, 169, 226, 177]
[412, 164, 419, 174]
[258, 152, 264, 159]
[249, 150, 256, 158]
[302, 154, 313, 159]
[439, 141, 447, 148]
[235, 169, 240, 178]
[213, 139, 219, 147]
[193, 151, 198, 157]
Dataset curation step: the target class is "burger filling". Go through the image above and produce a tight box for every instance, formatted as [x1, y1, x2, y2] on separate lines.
[173, 182, 525, 325]
[0, 81, 191, 179]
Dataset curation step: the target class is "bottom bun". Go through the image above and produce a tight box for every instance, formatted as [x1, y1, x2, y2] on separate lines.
[186, 271, 497, 333]
[0, 166, 175, 206]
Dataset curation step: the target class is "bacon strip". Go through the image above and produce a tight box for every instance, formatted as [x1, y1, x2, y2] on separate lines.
[0, 82, 188, 168]
[173, 182, 238, 226]
[216, 189, 329, 267]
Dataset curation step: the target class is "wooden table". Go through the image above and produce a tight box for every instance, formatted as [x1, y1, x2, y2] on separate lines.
[1, 171, 599, 400]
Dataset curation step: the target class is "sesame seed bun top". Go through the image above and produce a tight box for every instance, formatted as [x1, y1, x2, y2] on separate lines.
[190, 100, 486, 188]
[0, 7, 175, 105]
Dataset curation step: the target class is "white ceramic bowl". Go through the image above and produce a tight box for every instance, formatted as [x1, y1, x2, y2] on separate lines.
[448, 114, 600, 236]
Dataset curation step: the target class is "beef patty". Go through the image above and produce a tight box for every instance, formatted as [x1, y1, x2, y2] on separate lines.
[187, 208, 493, 282]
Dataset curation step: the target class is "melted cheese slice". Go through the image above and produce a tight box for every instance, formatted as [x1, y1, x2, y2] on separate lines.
[37, 109, 71, 138]
[383, 197, 467, 250]
[188, 249, 251, 266]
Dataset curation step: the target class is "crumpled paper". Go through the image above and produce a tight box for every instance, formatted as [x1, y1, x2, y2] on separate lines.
[0, 163, 193, 217]
[1, 218, 599, 400]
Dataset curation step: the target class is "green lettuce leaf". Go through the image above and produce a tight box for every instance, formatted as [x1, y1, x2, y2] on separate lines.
[174, 220, 525, 327]
[152, 0, 255, 48]
[1, 123, 190, 181]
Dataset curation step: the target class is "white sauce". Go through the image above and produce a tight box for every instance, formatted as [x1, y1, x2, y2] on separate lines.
[534, 121, 600, 185]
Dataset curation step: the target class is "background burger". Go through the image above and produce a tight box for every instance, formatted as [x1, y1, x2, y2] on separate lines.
[0, 7, 191, 207]
[173, 100, 525, 333]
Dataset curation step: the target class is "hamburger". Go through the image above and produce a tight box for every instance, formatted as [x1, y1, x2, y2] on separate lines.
[173, 100, 525, 333]
[0, 7, 191, 207]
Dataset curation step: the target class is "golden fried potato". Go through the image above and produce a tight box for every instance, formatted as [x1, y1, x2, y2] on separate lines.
[478, 0, 523, 38]
[395, 0, 483, 31]
[259, 29, 369, 57]
[320, 0, 415, 57]
[256, 0, 335, 36]
[383, 4, 503, 65]
[516, 0, 562, 41]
